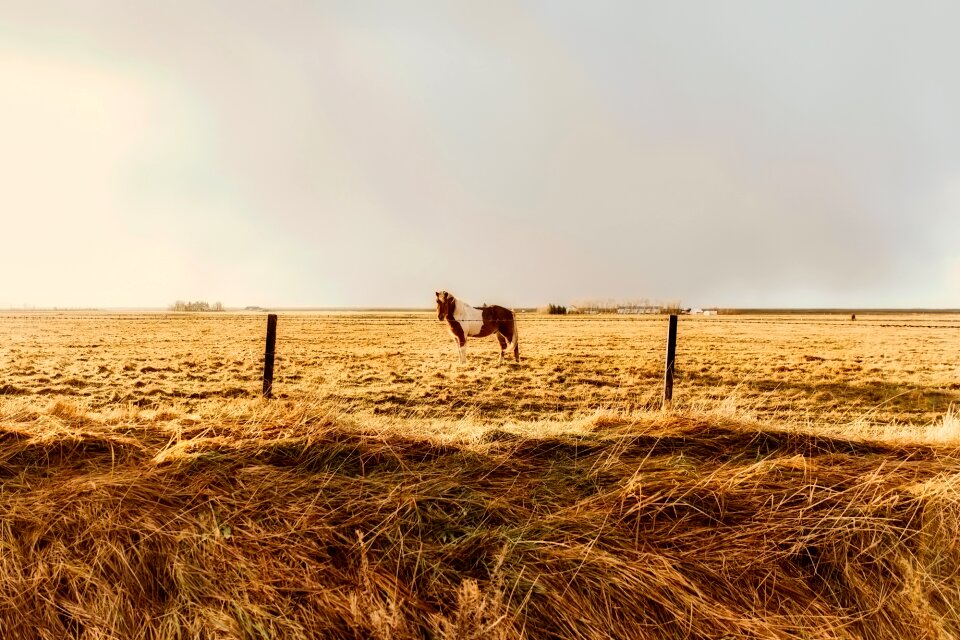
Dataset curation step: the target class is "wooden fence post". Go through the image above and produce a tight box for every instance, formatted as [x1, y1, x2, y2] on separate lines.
[663, 314, 678, 408]
[263, 314, 277, 398]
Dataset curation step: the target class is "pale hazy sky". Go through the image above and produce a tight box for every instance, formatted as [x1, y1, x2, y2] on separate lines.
[2, 1, 959, 309]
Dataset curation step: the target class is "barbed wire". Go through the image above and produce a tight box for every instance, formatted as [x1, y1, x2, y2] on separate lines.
[3, 313, 960, 335]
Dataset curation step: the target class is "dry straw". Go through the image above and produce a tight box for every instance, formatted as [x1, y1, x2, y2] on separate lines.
[2, 399, 960, 639]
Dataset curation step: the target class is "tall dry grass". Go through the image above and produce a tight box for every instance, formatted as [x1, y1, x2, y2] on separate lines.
[2, 397, 960, 639]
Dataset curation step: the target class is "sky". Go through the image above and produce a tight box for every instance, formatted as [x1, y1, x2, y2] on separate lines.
[2, 1, 959, 309]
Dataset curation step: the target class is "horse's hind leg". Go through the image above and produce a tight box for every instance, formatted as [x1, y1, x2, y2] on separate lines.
[502, 321, 519, 362]
[496, 334, 508, 365]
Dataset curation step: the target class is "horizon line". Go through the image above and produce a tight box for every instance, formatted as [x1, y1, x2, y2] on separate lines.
[3, 306, 959, 314]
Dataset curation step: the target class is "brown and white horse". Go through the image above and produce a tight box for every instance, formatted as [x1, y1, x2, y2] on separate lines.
[435, 291, 519, 364]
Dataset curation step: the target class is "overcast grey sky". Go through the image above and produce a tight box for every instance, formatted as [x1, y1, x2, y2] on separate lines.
[2, 1, 959, 308]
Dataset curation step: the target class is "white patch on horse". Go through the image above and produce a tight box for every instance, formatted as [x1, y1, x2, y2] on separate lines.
[453, 300, 484, 337]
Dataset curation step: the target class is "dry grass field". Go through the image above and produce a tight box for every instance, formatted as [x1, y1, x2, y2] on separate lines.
[3, 311, 959, 426]
[2, 311, 960, 638]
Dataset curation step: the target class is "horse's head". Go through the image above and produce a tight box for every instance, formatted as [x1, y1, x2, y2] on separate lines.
[435, 291, 455, 321]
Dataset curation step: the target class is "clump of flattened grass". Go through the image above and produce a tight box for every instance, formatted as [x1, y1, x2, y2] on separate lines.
[1, 406, 960, 638]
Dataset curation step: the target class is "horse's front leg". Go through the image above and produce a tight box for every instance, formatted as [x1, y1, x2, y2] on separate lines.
[454, 336, 467, 364]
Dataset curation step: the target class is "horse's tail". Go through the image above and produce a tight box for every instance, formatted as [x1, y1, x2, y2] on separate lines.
[509, 311, 520, 362]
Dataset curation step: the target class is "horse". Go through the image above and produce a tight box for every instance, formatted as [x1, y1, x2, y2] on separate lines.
[435, 291, 519, 364]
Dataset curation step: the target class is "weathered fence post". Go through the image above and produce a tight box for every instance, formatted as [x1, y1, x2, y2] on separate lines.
[663, 314, 678, 408]
[263, 314, 277, 398]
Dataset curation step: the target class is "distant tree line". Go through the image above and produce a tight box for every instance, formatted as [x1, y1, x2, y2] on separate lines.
[568, 298, 685, 315]
[546, 304, 567, 315]
[170, 301, 224, 312]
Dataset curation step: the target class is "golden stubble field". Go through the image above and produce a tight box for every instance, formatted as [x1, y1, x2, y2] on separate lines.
[3, 311, 960, 639]
[2, 311, 958, 429]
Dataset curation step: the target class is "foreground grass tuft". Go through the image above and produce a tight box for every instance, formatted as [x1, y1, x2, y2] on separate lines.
[2, 400, 960, 639]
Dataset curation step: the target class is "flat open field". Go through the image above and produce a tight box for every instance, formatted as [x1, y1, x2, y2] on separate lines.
[2, 312, 960, 639]
[3, 311, 959, 427]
